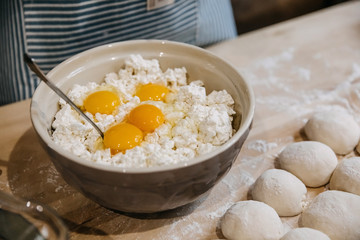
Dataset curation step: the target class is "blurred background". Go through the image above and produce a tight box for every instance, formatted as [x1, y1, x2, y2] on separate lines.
[231, 0, 349, 34]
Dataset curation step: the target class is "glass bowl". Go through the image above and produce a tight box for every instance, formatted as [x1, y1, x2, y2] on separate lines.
[0, 191, 68, 240]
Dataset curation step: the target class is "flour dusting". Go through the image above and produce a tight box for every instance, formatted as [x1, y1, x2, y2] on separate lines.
[347, 63, 360, 82]
[247, 139, 278, 153]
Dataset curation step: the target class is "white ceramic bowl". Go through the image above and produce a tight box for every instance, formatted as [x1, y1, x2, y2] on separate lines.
[30, 40, 255, 213]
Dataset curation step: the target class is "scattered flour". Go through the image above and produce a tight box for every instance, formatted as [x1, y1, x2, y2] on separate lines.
[347, 63, 360, 82]
[241, 47, 360, 119]
[255, 47, 295, 70]
[246, 139, 278, 153]
[293, 67, 311, 81]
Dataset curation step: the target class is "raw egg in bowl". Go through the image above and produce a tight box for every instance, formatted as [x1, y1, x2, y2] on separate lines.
[30, 40, 255, 213]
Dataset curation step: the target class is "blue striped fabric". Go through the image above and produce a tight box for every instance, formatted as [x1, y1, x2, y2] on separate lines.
[197, 0, 237, 46]
[0, 0, 237, 105]
[1, 0, 31, 103]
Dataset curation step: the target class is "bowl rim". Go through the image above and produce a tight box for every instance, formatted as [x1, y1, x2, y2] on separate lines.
[30, 39, 255, 174]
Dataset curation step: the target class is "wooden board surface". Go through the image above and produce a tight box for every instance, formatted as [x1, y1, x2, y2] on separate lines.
[1, 1, 360, 239]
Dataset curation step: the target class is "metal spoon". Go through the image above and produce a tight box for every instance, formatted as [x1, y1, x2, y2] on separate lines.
[24, 53, 104, 139]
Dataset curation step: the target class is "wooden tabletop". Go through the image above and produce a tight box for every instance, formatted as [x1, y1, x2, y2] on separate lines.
[1, 1, 360, 239]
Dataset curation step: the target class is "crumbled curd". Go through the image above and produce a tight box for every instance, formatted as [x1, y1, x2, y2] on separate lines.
[52, 55, 236, 168]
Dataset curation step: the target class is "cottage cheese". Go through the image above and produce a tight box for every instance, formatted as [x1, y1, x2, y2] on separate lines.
[52, 55, 236, 168]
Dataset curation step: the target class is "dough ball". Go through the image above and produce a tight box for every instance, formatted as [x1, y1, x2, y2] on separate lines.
[300, 190, 360, 240]
[251, 169, 307, 216]
[221, 200, 284, 240]
[304, 111, 360, 155]
[330, 157, 360, 195]
[280, 228, 330, 240]
[278, 141, 338, 187]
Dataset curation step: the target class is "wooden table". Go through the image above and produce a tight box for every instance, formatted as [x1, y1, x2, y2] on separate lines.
[1, 1, 360, 239]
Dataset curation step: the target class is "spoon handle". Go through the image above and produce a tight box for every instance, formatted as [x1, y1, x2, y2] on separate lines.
[24, 53, 104, 139]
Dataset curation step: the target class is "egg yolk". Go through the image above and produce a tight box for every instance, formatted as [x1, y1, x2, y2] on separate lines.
[84, 90, 120, 115]
[104, 122, 143, 154]
[135, 83, 169, 102]
[128, 104, 165, 132]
